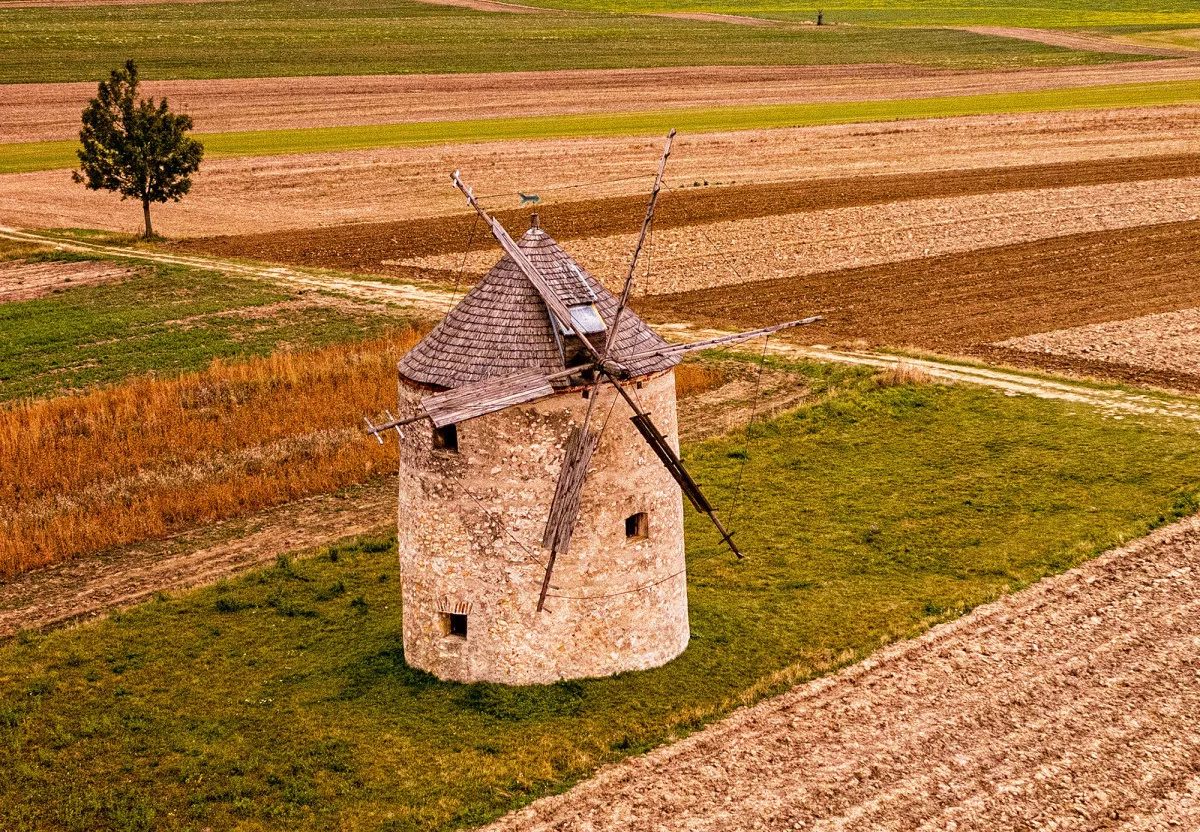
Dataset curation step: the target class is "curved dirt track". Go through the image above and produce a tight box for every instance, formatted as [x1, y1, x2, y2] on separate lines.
[961, 25, 1190, 57]
[483, 513, 1200, 832]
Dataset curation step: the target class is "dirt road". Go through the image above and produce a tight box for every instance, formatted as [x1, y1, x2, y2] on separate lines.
[482, 512, 1200, 831]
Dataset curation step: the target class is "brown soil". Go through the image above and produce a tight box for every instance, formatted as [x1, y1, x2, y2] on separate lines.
[0, 258, 138, 301]
[0, 0, 235, 6]
[982, 308, 1200, 394]
[10, 60, 1200, 145]
[635, 219, 1200, 379]
[0, 480, 396, 638]
[182, 152, 1200, 276]
[405, 174, 1200, 294]
[650, 12, 782, 26]
[962, 25, 1189, 57]
[408, 0, 547, 10]
[6, 106, 1199, 238]
[482, 513, 1200, 831]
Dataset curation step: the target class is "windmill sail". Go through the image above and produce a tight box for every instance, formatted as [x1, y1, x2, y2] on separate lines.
[541, 426, 599, 554]
[629, 413, 713, 513]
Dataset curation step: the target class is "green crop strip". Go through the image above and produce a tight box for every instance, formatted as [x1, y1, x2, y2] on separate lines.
[5, 79, 1198, 175]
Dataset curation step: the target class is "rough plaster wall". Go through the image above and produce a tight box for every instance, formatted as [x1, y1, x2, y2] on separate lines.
[397, 371, 689, 685]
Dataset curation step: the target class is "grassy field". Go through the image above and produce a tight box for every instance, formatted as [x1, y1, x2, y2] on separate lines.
[507, 0, 1200, 28]
[0, 0, 1139, 85]
[0, 247, 409, 402]
[6, 79, 1196, 175]
[3, 359, 1200, 831]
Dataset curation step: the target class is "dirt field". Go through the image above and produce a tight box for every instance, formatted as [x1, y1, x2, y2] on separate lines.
[483, 512, 1200, 832]
[8, 60, 1200, 144]
[6, 106, 1200, 237]
[989, 308, 1200, 393]
[402, 175, 1200, 294]
[0, 258, 138, 301]
[181, 151, 1200, 275]
[637, 219, 1200, 384]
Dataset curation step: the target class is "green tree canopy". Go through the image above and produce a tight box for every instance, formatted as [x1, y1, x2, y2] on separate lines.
[73, 60, 203, 238]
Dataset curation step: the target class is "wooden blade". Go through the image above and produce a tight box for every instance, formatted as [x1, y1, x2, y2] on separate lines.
[538, 426, 600, 611]
[623, 317, 823, 362]
[604, 129, 675, 363]
[627, 409, 742, 558]
[421, 369, 556, 428]
[541, 426, 599, 554]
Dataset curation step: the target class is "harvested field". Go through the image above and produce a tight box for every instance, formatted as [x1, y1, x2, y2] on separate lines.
[0, 258, 138, 301]
[7, 106, 1200, 237]
[402, 175, 1200, 294]
[482, 512, 1200, 832]
[11, 61, 1200, 145]
[636, 219, 1200, 356]
[985, 307, 1200, 394]
[181, 149, 1200, 273]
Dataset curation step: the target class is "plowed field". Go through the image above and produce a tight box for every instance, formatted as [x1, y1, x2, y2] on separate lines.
[635, 219, 1200, 388]
[182, 153, 1200, 272]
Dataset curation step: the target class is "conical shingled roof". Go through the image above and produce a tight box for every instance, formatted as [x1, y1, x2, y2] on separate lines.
[399, 227, 679, 390]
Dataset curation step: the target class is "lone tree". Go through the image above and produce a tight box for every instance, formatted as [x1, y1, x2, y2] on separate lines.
[73, 60, 203, 238]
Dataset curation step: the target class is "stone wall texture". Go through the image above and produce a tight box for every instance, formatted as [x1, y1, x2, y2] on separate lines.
[396, 370, 689, 685]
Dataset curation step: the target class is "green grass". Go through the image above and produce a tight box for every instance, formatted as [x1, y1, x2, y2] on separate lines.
[0, 250, 407, 402]
[7, 79, 1196, 175]
[4, 361, 1200, 830]
[0, 0, 1143, 85]
[503, 0, 1200, 28]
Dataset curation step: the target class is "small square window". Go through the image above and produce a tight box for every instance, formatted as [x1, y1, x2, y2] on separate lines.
[433, 424, 458, 452]
[625, 512, 649, 541]
[443, 613, 467, 638]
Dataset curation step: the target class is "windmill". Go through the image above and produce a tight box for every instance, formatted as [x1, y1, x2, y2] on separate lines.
[368, 131, 820, 684]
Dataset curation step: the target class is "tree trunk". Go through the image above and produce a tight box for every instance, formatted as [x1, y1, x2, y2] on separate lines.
[142, 199, 153, 238]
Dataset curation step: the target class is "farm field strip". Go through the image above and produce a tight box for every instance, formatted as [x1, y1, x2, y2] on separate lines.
[11, 60, 1200, 145]
[402, 175, 1200, 294]
[0, 2, 1142, 85]
[0, 257, 139, 301]
[497, 0, 1200, 28]
[5, 80, 1200, 175]
[480, 511, 1200, 831]
[10, 106, 1197, 237]
[637, 219, 1200, 390]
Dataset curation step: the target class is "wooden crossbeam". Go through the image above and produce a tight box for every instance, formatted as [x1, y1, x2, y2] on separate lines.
[421, 369, 556, 428]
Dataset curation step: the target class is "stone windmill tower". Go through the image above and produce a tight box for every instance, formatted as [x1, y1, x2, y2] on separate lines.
[367, 134, 818, 685]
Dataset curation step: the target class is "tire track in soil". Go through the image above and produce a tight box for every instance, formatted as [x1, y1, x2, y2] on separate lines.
[481, 514, 1200, 832]
[179, 152, 1200, 275]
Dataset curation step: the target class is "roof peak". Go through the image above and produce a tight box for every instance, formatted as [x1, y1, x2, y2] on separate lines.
[398, 229, 677, 390]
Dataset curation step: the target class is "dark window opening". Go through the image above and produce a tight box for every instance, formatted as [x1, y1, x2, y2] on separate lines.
[625, 512, 649, 541]
[443, 613, 467, 638]
[433, 424, 458, 452]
